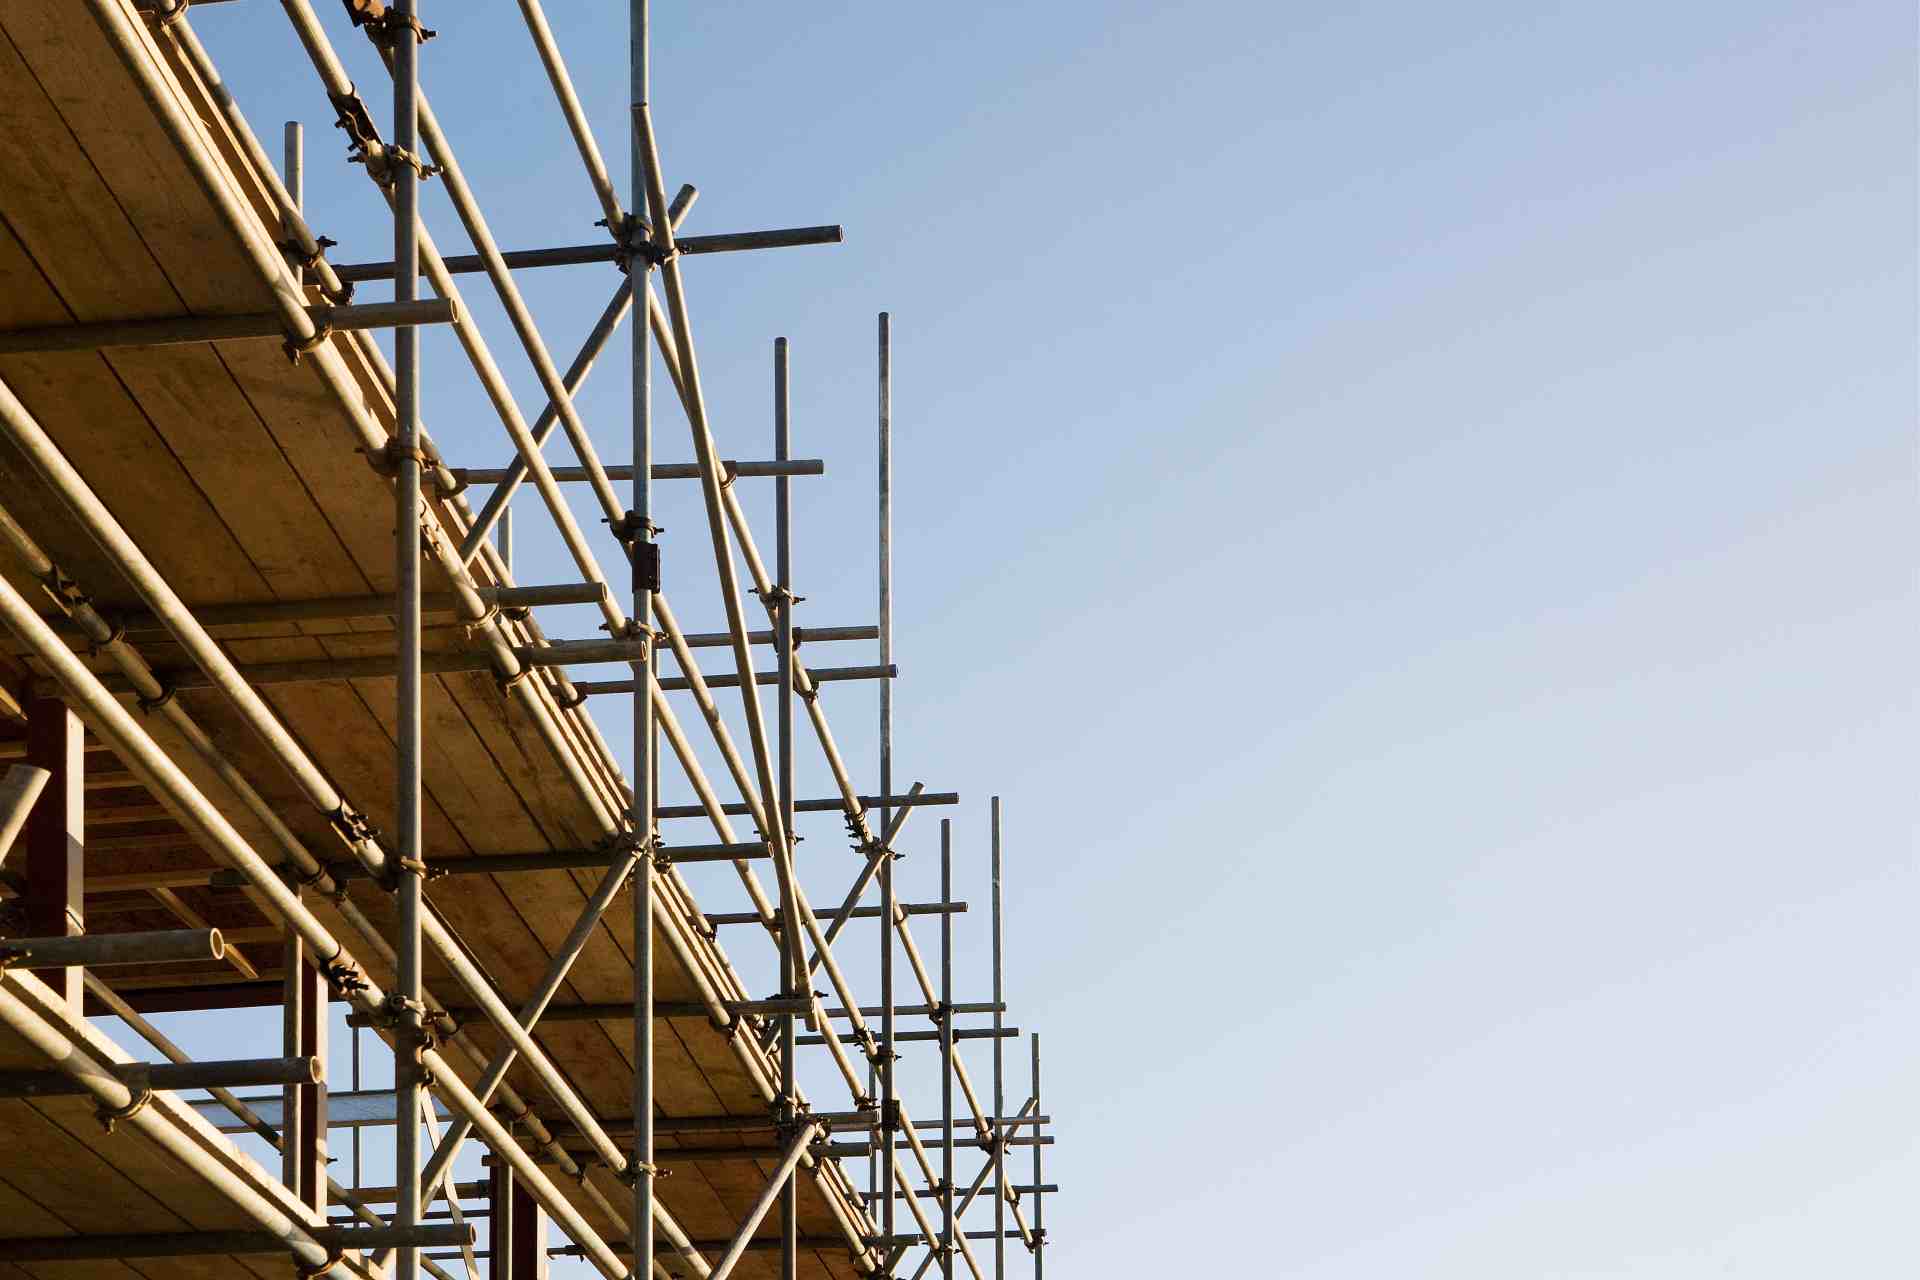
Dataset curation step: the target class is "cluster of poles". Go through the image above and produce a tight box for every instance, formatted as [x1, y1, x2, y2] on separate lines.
[0, 2, 1055, 1280]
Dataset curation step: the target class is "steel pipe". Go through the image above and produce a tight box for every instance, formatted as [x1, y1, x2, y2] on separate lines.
[451, 459, 824, 486]
[575, 662, 892, 697]
[706, 901, 962, 928]
[51, 584, 607, 634]
[0, 299, 457, 354]
[0, 1055, 317, 1099]
[0, 928, 222, 967]
[655, 791, 955, 820]
[331, 225, 843, 282]
[0, 1225, 471, 1263]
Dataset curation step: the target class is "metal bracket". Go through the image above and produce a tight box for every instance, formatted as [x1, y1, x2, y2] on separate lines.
[341, 0, 436, 44]
[363, 143, 441, 193]
[359, 438, 443, 478]
[35, 563, 89, 615]
[325, 87, 383, 165]
[134, 678, 177, 716]
[136, 0, 192, 30]
[282, 318, 333, 366]
[326, 803, 379, 849]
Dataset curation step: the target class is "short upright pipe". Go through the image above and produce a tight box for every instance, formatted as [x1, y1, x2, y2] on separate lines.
[992, 797, 1006, 1280]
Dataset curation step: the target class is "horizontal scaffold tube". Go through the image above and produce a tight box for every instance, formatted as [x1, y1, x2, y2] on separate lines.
[451, 458, 824, 486]
[48, 583, 607, 634]
[0, 1055, 317, 1099]
[0, 928, 222, 968]
[330, 226, 844, 282]
[0, 299, 457, 355]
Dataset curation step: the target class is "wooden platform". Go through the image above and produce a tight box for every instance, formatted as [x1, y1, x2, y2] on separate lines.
[0, 2, 870, 1276]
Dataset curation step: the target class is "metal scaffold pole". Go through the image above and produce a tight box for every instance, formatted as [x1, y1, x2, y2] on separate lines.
[393, 5, 427, 1279]
[940, 819, 956, 1280]
[1031, 1033, 1044, 1280]
[631, 3, 659, 1277]
[776, 334, 799, 1280]
[878, 310, 898, 1273]
[992, 797, 1006, 1280]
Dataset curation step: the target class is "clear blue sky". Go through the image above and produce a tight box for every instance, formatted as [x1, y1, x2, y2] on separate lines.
[166, 2, 1920, 1275]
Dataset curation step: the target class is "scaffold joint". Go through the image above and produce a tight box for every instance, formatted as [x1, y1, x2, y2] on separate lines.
[134, 678, 177, 716]
[93, 1079, 154, 1135]
[342, 0, 436, 44]
[359, 437, 443, 477]
[281, 318, 334, 366]
[136, 0, 192, 30]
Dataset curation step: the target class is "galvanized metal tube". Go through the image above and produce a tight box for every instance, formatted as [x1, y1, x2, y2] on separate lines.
[775, 336, 799, 1280]
[992, 797, 1006, 1280]
[656, 792, 955, 821]
[330, 225, 842, 282]
[0, 929, 223, 968]
[393, 7, 426, 1279]
[452, 460, 825, 486]
[631, 6, 661, 1277]
[0, 299, 456, 354]
[941, 819, 956, 1280]
[575, 662, 891, 696]
[514, 0, 624, 229]
[1031, 1034, 1043, 1279]
[284, 120, 303, 232]
[878, 309, 898, 1256]
[0, 1056, 317, 1099]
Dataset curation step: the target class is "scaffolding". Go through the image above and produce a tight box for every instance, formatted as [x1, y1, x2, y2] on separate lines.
[0, 2, 1056, 1279]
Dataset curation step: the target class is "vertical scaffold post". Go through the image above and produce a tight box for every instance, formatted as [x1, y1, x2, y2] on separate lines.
[1031, 1033, 1044, 1280]
[991, 796, 1006, 1280]
[391, 5, 426, 1279]
[775, 335, 800, 1280]
[940, 819, 955, 1280]
[877, 310, 897, 1268]
[280, 117, 328, 1218]
[630, 3, 658, 1276]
